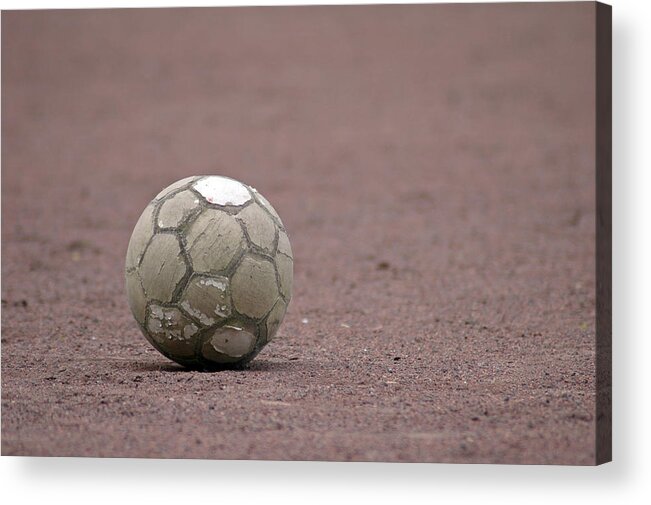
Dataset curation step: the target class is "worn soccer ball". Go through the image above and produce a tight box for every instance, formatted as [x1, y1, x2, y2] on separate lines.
[125, 175, 293, 370]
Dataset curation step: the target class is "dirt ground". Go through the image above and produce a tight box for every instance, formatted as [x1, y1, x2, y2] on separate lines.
[2, 4, 598, 464]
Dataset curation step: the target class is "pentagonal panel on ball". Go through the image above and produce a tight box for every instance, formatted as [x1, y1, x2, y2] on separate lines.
[186, 208, 246, 274]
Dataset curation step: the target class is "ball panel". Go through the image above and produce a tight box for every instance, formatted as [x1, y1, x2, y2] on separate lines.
[237, 203, 276, 253]
[277, 230, 292, 258]
[275, 253, 293, 301]
[125, 203, 155, 270]
[154, 176, 198, 200]
[146, 304, 198, 358]
[186, 208, 245, 274]
[201, 325, 256, 362]
[231, 255, 280, 319]
[179, 274, 231, 327]
[157, 190, 202, 229]
[139, 234, 187, 303]
[252, 188, 282, 225]
[265, 298, 288, 342]
[125, 270, 147, 325]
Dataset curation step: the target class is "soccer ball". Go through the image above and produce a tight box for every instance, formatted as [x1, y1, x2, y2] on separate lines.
[125, 176, 293, 370]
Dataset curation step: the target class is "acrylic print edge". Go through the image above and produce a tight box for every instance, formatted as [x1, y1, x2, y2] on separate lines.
[595, 0, 612, 466]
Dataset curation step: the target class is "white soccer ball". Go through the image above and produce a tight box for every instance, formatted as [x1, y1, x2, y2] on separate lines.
[125, 176, 293, 369]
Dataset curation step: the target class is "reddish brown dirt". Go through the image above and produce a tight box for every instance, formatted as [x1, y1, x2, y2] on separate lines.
[1, 4, 598, 464]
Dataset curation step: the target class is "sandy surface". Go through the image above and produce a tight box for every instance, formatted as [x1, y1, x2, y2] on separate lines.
[2, 4, 597, 464]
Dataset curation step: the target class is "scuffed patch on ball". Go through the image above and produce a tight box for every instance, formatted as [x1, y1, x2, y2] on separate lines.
[147, 304, 198, 358]
[201, 325, 256, 363]
[193, 176, 251, 206]
[179, 274, 231, 327]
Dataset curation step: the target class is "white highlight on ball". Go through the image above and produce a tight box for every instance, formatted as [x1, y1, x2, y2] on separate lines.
[193, 176, 252, 206]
